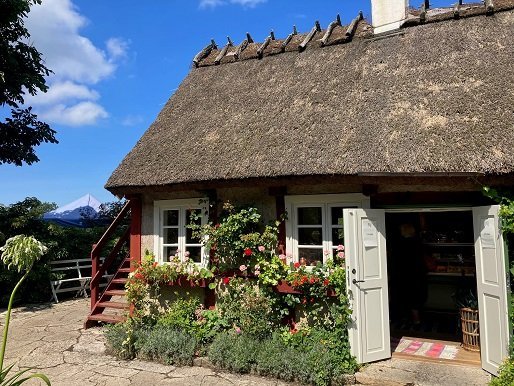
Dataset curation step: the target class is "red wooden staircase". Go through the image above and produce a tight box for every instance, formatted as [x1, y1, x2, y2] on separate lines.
[84, 200, 136, 328]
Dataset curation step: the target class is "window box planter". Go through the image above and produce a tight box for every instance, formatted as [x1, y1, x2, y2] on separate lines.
[163, 276, 211, 288]
[274, 280, 338, 297]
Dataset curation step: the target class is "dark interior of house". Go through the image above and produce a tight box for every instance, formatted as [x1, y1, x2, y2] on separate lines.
[386, 211, 478, 342]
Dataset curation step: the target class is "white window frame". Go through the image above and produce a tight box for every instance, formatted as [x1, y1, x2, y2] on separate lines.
[153, 198, 209, 265]
[285, 194, 370, 264]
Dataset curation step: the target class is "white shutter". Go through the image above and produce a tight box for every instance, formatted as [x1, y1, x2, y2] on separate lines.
[473, 205, 510, 375]
[344, 208, 391, 363]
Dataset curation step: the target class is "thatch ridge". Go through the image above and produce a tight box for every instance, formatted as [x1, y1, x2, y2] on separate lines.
[106, 5, 514, 191]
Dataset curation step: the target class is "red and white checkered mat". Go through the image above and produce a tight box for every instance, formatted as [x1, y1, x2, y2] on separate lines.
[392, 337, 459, 360]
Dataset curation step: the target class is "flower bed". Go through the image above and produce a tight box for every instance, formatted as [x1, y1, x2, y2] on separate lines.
[112, 205, 356, 386]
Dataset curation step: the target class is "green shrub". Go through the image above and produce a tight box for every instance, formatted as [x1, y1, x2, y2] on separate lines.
[216, 278, 281, 339]
[157, 297, 200, 330]
[137, 326, 196, 366]
[491, 358, 514, 386]
[208, 329, 357, 386]
[104, 320, 147, 360]
[208, 331, 260, 373]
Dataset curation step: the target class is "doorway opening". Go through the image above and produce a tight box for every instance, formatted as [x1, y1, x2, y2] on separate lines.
[385, 210, 480, 364]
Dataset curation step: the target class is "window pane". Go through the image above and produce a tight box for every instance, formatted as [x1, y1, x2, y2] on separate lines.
[163, 246, 178, 262]
[164, 210, 179, 226]
[164, 228, 179, 244]
[331, 207, 344, 226]
[186, 227, 201, 244]
[186, 246, 202, 263]
[298, 248, 323, 266]
[332, 228, 344, 245]
[186, 209, 201, 225]
[298, 207, 322, 225]
[298, 227, 323, 245]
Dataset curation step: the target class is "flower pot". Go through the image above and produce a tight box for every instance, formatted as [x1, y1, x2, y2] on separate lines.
[460, 307, 480, 351]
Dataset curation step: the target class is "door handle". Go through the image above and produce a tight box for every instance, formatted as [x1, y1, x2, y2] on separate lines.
[352, 279, 365, 284]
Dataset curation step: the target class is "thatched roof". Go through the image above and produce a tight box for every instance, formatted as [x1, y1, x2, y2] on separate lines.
[106, 1, 514, 193]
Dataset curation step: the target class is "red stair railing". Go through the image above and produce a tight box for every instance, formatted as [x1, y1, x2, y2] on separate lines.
[90, 200, 131, 312]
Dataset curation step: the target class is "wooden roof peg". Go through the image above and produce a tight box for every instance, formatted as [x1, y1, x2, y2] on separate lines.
[321, 14, 342, 46]
[257, 31, 275, 58]
[453, 1, 462, 18]
[424, 0, 430, 9]
[299, 21, 321, 52]
[420, 2, 427, 23]
[281, 25, 298, 52]
[234, 33, 253, 60]
[346, 11, 364, 37]
[214, 36, 233, 65]
[192, 39, 217, 67]
[485, 0, 494, 15]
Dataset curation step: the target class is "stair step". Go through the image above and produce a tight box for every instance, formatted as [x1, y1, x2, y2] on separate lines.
[118, 268, 131, 273]
[104, 289, 126, 296]
[111, 278, 128, 284]
[97, 301, 130, 310]
[87, 313, 125, 323]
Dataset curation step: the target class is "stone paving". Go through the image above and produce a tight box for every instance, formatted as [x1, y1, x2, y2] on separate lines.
[0, 298, 494, 386]
[0, 299, 291, 386]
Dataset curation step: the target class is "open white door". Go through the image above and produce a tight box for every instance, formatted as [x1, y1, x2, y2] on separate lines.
[473, 205, 510, 376]
[344, 208, 390, 363]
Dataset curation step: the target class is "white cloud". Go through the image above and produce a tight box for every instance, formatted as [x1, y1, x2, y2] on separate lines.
[121, 114, 144, 127]
[25, 81, 99, 106]
[199, 0, 266, 9]
[41, 102, 108, 127]
[23, 0, 129, 126]
[106, 38, 129, 61]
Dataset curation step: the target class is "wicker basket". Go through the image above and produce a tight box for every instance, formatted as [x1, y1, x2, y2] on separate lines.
[460, 307, 480, 351]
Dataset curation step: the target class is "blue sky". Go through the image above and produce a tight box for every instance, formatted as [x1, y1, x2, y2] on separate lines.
[0, 0, 455, 207]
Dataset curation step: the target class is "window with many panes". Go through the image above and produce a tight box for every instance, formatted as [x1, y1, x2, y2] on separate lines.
[285, 194, 369, 265]
[154, 199, 208, 264]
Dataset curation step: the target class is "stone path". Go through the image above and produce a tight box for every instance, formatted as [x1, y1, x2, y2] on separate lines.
[0, 298, 494, 385]
[0, 299, 291, 386]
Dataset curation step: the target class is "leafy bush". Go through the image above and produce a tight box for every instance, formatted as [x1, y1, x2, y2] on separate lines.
[490, 358, 514, 386]
[216, 278, 281, 339]
[104, 320, 147, 360]
[208, 328, 357, 386]
[208, 331, 260, 373]
[138, 326, 196, 366]
[157, 297, 200, 330]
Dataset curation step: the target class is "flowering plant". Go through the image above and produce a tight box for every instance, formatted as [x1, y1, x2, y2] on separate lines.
[126, 251, 215, 314]
[189, 203, 279, 271]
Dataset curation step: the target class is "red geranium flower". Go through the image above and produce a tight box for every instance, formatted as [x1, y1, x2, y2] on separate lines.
[323, 279, 330, 286]
[152, 262, 158, 267]
[222, 277, 231, 285]
[294, 262, 300, 269]
[244, 248, 252, 256]
[309, 277, 315, 284]
[134, 273, 144, 280]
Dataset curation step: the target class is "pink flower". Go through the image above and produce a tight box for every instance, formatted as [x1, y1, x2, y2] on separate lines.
[323, 250, 331, 256]
[234, 327, 241, 334]
[239, 264, 247, 272]
[337, 251, 345, 259]
[184, 251, 190, 257]
[337, 245, 344, 251]
[258, 245, 265, 252]
[254, 264, 261, 270]
[279, 254, 286, 260]
[254, 270, 261, 276]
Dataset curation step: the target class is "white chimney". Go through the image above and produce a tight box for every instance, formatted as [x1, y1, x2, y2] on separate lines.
[371, 0, 409, 35]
